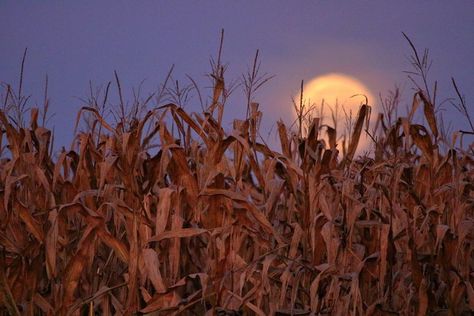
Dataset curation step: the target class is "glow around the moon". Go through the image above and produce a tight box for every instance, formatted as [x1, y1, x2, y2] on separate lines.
[294, 73, 376, 153]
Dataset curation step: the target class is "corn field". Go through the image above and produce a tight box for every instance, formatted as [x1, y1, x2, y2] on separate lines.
[1, 54, 473, 315]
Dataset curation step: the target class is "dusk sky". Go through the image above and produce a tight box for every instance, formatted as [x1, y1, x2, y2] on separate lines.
[1, 1, 473, 148]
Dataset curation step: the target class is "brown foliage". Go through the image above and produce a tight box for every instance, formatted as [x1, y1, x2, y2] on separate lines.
[0, 76, 473, 316]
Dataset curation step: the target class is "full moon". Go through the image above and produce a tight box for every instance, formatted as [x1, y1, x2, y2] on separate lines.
[294, 73, 376, 152]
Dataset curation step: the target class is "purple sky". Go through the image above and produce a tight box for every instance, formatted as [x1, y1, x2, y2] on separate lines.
[1, 1, 473, 148]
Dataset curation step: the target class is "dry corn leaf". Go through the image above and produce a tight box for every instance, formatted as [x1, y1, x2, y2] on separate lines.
[139, 290, 181, 313]
[410, 124, 434, 160]
[142, 248, 167, 293]
[45, 209, 58, 278]
[97, 226, 129, 263]
[16, 200, 44, 243]
[417, 278, 429, 316]
[418, 90, 438, 138]
[289, 223, 303, 259]
[62, 227, 97, 309]
[148, 228, 209, 242]
[345, 104, 369, 164]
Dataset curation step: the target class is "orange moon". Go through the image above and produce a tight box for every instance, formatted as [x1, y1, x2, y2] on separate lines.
[294, 73, 375, 153]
